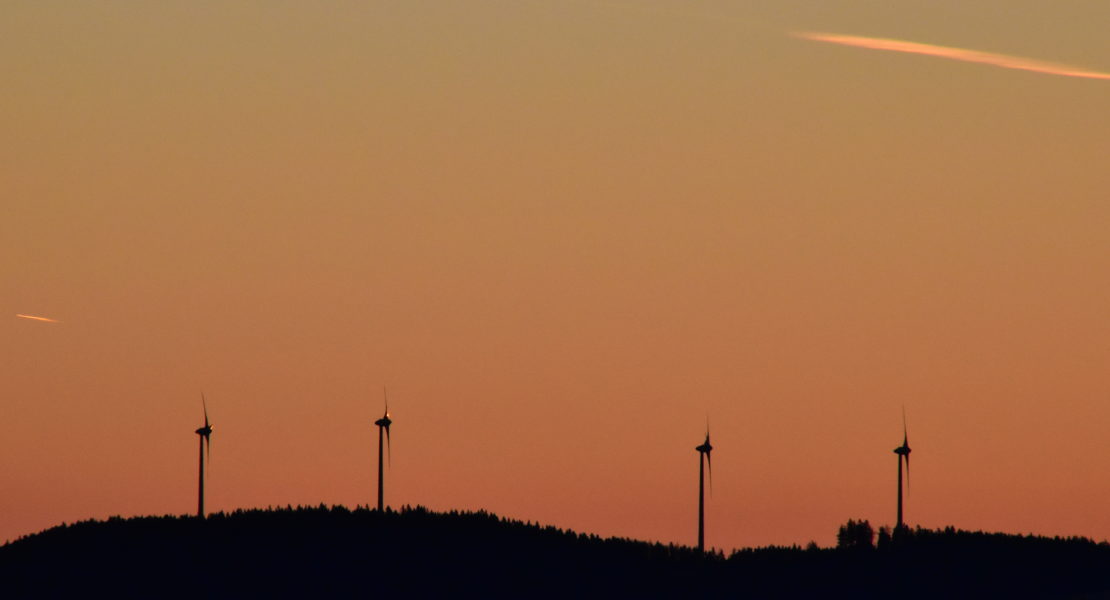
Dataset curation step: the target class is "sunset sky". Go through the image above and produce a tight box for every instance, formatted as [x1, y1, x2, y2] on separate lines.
[3, 1, 1110, 550]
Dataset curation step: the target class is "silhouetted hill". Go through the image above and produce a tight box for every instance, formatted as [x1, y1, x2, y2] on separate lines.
[3, 506, 1110, 598]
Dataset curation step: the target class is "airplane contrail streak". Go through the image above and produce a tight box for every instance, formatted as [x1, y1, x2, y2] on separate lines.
[16, 314, 61, 323]
[794, 32, 1110, 81]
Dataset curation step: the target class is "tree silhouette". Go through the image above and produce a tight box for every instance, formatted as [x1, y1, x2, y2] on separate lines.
[836, 519, 874, 551]
[3, 507, 1110, 598]
[876, 525, 893, 550]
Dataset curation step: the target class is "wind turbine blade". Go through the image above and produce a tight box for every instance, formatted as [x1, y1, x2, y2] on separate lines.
[202, 393, 210, 428]
[383, 386, 389, 416]
[904, 453, 910, 490]
[706, 452, 713, 497]
[385, 426, 391, 467]
[902, 406, 908, 446]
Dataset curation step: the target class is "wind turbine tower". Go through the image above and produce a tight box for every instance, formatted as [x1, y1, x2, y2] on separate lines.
[374, 389, 392, 511]
[195, 395, 213, 519]
[893, 412, 912, 531]
[695, 428, 713, 552]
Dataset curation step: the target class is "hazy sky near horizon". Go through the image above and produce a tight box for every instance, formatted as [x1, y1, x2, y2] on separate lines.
[3, 1, 1110, 549]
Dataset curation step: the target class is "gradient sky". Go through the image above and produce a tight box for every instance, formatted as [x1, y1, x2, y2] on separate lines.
[3, 1, 1110, 550]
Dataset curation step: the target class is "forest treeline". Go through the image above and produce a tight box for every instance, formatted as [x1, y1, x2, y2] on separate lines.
[3, 506, 1109, 598]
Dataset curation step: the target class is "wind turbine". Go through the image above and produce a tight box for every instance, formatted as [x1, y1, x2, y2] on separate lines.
[893, 410, 911, 531]
[373, 388, 392, 511]
[195, 394, 213, 519]
[695, 427, 713, 552]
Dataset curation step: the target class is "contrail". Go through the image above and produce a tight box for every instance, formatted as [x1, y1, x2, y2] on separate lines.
[794, 32, 1110, 81]
[16, 314, 60, 323]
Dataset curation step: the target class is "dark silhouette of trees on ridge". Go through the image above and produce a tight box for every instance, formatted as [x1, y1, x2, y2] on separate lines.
[3, 507, 1110, 598]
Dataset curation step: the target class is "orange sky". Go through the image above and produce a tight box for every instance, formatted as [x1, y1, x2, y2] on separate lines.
[3, 1, 1110, 550]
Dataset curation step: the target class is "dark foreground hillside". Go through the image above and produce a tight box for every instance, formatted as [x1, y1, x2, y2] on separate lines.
[3, 506, 1109, 598]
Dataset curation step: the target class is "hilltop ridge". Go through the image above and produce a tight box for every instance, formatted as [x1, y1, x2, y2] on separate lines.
[3, 506, 1109, 598]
